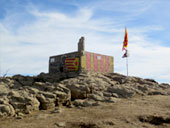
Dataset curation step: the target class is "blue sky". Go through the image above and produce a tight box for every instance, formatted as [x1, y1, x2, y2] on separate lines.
[1, 0, 170, 84]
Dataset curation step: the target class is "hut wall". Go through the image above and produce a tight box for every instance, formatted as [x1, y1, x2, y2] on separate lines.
[81, 51, 114, 73]
[49, 52, 81, 73]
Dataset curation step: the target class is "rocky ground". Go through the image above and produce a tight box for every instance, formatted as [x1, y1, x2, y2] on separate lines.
[0, 71, 170, 128]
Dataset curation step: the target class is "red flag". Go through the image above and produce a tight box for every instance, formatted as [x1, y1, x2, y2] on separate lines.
[122, 27, 128, 51]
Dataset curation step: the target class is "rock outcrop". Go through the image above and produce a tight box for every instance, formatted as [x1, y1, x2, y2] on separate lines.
[0, 71, 170, 117]
[0, 75, 71, 117]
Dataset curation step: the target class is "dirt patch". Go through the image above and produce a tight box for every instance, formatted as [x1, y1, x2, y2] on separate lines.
[79, 122, 99, 128]
[69, 122, 99, 128]
[139, 115, 170, 125]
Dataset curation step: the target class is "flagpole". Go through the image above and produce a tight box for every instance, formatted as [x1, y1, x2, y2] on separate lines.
[126, 57, 128, 76]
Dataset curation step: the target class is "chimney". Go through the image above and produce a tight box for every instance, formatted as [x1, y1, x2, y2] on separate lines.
[78, 36, 85, 53]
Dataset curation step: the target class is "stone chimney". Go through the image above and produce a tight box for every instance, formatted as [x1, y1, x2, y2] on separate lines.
[78, 36, 85, 53]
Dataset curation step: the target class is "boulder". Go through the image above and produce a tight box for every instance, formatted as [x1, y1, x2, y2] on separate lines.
[107, 86, 136, 98]
[103, 91, 119, 98]
[0, 82, 10, 95]
[12, 75, 34, 86]
[65, 84, 88, 100]
[0, 98, 9, 104]
[148, 90, 167, 95]
[104, 73, 126, 84]
[159, 83, 170, 89]
[35, 72, 65, 83]
[88, 94, 104, 101]
[8, 90, 40, 114]
[52, 83, 71, 105]
[55, 122, 66, 127]
[33, 82, 52, 91]
[104, 97, 120, 103]
[137, 84, 149, 93]
[144, 78, 158, 84]
[54, 91, 70, 103]
[0, 104, 15, 117]
[36, 94, 55, 110]
[24, 97, 40, 114]
[26, 87, 40, 95]
[73, 99, 99, 107]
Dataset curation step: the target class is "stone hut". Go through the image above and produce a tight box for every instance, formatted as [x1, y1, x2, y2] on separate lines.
[49, 37, 114, 73]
